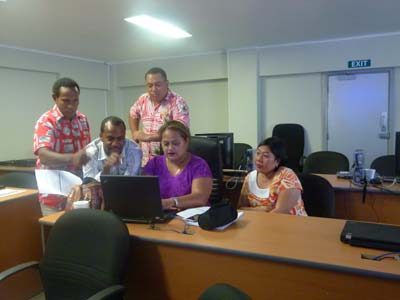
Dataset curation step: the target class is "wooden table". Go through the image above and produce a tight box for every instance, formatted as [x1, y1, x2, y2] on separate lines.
[0, 165, 35, 176]
[319, 174, 400, 225]
[40, 210, 400, 300]
[0, 188, 42, 299]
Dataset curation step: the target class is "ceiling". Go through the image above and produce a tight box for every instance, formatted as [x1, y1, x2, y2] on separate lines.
[1, 0, 400, 63]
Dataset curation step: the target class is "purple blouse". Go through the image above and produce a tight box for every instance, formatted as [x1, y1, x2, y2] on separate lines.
[143, 154, 212, 199]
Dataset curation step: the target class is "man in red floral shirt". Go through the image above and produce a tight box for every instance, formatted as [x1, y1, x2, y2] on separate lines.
[34, 78, 91, 216]
[129, 67, 190, 166]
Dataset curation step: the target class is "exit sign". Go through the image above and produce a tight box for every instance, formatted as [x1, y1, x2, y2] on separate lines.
[348, 59, 371, 68]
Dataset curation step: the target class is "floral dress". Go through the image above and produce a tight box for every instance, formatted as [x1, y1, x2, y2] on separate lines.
[241, 167, 307, 216]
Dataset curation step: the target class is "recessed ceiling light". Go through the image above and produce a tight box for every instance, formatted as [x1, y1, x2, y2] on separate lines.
[124, 15, 192, 39]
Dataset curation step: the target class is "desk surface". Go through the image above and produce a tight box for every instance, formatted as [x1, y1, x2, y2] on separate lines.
[0, 187, 42, 299]
[40, 210, 400, 280]
[0, 188, 37, 203]
[319, 174, 400, 194]
[0, 166, 35, 173]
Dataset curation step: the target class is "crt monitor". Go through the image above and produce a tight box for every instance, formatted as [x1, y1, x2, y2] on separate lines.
[194, 133, 234, 169]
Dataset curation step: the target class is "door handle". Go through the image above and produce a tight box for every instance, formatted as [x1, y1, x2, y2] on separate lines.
[379, 112, 389, 139]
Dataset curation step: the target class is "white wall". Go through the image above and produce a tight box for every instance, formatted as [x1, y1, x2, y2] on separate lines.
[260, 73, 324, 155]
[5, 33, 400, 161]
[0, 47, 109, 160]
[110, 52, 229, 136]
[254, 34, 400, 154]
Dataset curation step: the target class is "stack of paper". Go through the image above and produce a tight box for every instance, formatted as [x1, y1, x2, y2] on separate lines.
[35, 170, 82, 196]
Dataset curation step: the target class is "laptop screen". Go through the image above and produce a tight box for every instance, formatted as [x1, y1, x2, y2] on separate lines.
[100, 175, 165, 222]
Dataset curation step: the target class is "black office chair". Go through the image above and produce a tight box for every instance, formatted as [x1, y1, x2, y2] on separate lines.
[298, 174, 335, 218]
[0, 171, 37, 189]
[199, 283, 251, 300]
[233, 143, 252, 170]
[0, 209, 130, 300]
[189, 136, 223, 204]
[370, 155, 396, 177]
[272, 123, 305, 173]
[302, 151, 349, 174]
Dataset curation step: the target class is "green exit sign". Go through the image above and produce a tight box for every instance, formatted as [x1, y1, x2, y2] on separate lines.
[348, 59, 371, 68]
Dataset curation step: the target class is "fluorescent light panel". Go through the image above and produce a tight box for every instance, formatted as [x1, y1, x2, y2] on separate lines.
[124, 15, 192, 39]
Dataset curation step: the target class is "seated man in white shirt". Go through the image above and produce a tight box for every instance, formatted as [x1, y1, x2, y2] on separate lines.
[83, 116, 142, 181]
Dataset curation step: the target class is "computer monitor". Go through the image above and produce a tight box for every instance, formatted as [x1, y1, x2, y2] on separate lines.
[395, 132, 400, 177]
[194, 133, 234, 169]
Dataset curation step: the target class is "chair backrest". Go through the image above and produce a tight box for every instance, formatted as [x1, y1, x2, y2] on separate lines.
[272, 123, 304, 172]
[0, 171, 37, 189]
[233, 143, 252, 170]
[303, 151, 349, 174]
[189, 136, 223, 204]
[39, 209, 130, 300]
[370, 155, 396, 177]
[298, 174, 335, 218]
[198, 283, 251, 300]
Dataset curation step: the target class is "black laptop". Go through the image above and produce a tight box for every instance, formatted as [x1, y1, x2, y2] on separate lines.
[100, 175, 176, 223]
[340, 220, 400, 251]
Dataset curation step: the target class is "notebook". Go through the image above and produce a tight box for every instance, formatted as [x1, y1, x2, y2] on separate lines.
[340, 220, 400, 251]
[100, 175, 176, 223]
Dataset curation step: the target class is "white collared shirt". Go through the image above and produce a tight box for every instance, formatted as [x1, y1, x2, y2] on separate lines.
[83, 138, 142, 181]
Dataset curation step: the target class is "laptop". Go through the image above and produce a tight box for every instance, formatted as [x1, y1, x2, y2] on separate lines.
[100, 175, 176, 223]
[340, 220, 400, 251]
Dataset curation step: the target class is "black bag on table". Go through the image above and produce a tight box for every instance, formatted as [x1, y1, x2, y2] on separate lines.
[198, 200, 238, 230]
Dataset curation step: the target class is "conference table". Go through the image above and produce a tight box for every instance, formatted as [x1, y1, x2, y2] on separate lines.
[40, 210, 400, 300]
[320, 174, 400, 225]
[0, 187, 42, 299]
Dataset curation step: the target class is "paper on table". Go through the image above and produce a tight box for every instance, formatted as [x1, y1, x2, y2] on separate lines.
[35, 169, 82, 196]
[177, 206, 210, 219]
[177, 206, 211, 226]
[0, 188, 25, 198]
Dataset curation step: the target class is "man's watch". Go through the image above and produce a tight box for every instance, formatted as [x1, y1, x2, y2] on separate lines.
[173, 197, 179, 208]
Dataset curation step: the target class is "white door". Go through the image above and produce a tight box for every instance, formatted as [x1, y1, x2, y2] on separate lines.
[327, 71, 389, 168]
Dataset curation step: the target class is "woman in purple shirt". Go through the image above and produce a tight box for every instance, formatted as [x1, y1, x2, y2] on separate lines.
[143, 120, 213, 210]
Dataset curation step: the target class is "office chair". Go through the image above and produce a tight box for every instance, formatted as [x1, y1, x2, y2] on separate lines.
[298, 174, 335, 218]
[189, 136, 223, 204]
[272, 123, 305, 173]
[0, 209, 130, 300]
[0, 171, 37, 189]
[233, 143, 252, 170]
[199, 283, 251, 300]
[370, 155, 396, 177]
[302, 151, 349, 174]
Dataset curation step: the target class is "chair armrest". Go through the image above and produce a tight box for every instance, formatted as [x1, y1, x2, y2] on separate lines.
[86, 284, 125, 300]
[0, 261, 39, 282]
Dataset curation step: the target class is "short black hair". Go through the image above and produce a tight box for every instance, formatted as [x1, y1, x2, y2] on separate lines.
[100, 116, 126, 133]
[52, 77, 80, 97]
[145, 67, 168, 81]
[258, 136, 288, 167]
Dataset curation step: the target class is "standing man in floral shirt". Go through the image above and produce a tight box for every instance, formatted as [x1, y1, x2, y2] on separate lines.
[34, 77, 91, 216]
[129, 67, 190, 166]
